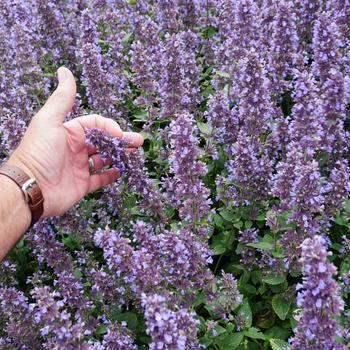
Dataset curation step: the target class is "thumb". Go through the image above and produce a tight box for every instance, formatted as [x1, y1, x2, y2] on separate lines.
[38, 67, 77, 125]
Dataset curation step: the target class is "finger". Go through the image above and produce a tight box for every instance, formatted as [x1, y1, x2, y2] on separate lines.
[123, 132, 144, 148]
[37, 67, 77, 125]
[89, 154, 113, 172]
[126, 148, 138, 155]
[74, 114, 123, 139]
[87, 144, 97, 155]
[87, 168, 120, 193]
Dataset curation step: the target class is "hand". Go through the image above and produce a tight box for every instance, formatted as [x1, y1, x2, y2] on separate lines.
[8, 67, 143, 217]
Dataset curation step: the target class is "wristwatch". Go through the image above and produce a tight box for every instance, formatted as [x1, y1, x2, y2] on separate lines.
[0, 164, 44, 228]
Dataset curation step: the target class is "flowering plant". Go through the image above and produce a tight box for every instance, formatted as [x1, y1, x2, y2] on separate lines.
[0, 0, 349, 349]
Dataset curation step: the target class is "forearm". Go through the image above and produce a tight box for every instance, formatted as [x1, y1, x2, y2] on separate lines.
[0, 174, 31, 261]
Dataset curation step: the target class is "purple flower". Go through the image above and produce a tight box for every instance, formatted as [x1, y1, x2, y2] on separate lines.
[86, 128, 165, 218]
[205, 90, 239, 146]
[159, 31, 200, 119]
[102, 323, 136, 350]
[141, 293, 200, 350]
[165, 112, 211, 223]
[207, 271, 243, 317]
[0, 287, 41, 349]
[268, 0, 301, 94]
[222, 131, 272, 206]
[238, 228, 259, 269]
[290, 235, 346, 349]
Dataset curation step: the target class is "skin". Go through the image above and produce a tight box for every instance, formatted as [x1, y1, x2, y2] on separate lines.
[0, 67, 143, 261]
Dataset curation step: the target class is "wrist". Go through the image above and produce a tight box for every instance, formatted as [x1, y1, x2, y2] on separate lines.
[0, 159, 45, 226]
[0, 174, 32, 228]
[8, 153, 35, 179]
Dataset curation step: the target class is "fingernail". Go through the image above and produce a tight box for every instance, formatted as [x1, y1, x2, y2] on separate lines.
[57, 67, 67, 83]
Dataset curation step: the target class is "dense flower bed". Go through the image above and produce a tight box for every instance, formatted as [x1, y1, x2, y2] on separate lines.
[0, 0, 349, 349]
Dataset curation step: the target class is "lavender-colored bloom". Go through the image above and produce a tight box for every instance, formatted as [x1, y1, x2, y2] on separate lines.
[156, 0, 180, 31]
[0, 114, 26, 153]
[215, 0, 235, 37]
[80, 10, 129, 125]
[323, 159, 350, 219]
[31, 286, 91, 349]
[141, 293, 200, 350]
[340, 271, 350, 295]
[205, 90, 239, 146]
[94, 227, 134, 280]
[238, 228, 259, 269]
[271, 146, 325, 235]
[0, 1, 48, 153]
[207, 271, 243, 317]
[312, 12, 343, 84]
[102, 323, 136, 350]
[178, 0, 199, 28]
[313, 23, 348, 166]
[36, 0, 77, 63]
[223, 132, 272, 206]
[130, 16, 160, 105]
[268, 0, 301, 94]
[86, 128, 129, 174]
[295, 0, 323, 46]
[28, 220, 90, 310]
[0, 287, 41, 349]
[318, 68, 348, 160]
[290, 235, 346, 349]
[166, 112, 211, 223]
[278, 228, 304, 272]
[127, 150, 166, 219]
[86, 128, 165, 218]
[215, 0, 262, 81]
[287, 69, 323, 154]
[234, 49, 273, 136]
[156, 228, 213, 294]
[159, 31, 200, 119]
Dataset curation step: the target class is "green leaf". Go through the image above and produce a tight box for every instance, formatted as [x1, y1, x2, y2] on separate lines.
[122, 32, 133, 44]
[244, 327, 265, 340]
[114, 312, 138, 331]
[74, 267, 82, 279]
[270, 339, 289, 350]
[95, 324, 107, 335]
[220, 209, 237, 222]
[265, 326, 290, 340]
[197, 122, 213, 134]
[272, 294, 291, 320]
[211, 231, 234, 255]
[140, 131, 151, 140]
[237, 300, 252, 328]
[247, 241, 273, 250]
[242, 284, 257, 294]
[219, 333, 244, 349]
[233, 221, 243, 229]
[262, 275, 286, 285]
[333, 216, 348, 226]
[343, 199, 350, 213]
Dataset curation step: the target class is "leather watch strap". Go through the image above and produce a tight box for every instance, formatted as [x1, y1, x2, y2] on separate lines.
[0, 164, 44, 228]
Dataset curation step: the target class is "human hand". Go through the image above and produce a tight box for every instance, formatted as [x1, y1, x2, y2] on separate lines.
[8, 67, 143, 217]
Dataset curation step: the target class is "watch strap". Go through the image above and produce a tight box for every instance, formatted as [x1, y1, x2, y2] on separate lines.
[0, 164, 44, 227]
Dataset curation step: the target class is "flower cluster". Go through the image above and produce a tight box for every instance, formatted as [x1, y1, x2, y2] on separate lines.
[290, 236, 346, 349]
[166, 112, 211, 223]
[141, 293, 200, 350]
